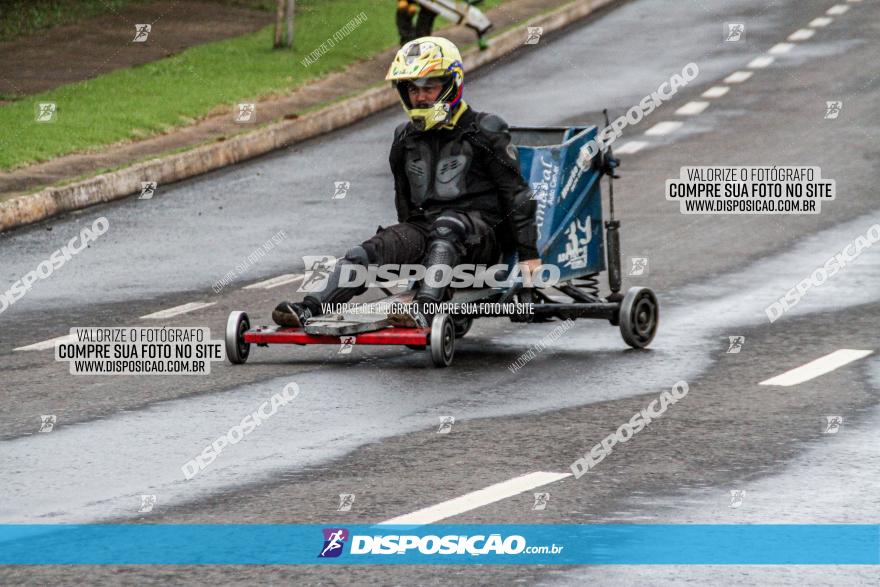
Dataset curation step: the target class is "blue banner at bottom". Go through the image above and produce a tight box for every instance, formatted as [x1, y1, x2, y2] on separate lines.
[0, 525, 877, 565]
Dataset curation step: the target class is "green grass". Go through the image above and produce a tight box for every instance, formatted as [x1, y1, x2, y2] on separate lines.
[0, 0, 276, 41]
[0, 0, 507, 171]
[0, 0, 145, 41]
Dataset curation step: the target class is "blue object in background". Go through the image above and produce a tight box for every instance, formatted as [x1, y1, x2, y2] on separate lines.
[514, 126, 605, 280]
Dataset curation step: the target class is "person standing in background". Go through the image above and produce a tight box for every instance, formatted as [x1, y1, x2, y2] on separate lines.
[396, 0, 438, 45]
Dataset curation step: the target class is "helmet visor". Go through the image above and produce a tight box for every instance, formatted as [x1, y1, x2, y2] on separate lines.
[410, 76, 446, 89]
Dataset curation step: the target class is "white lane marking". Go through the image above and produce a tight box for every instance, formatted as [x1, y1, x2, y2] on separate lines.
[243, 273, 304, 290]
[140, 302, 216, 320]
[644, 121, 683, 136]
[768, 43, 795, 55]
[676, 101, 710, 116]
[810, 16, 833, 27]
[702, 86, 730, 98]
[614, 141, 648, 154]
[224, 173, 260, 187]
[788, 29, 815, 41]
[379, 471, 571, 526]
[724, 71, 753, 83]
[827, 4, 850, 14]
[14, 334, 75, 352]
[759, 349, 874, 387]
[748, 56, 775, 69]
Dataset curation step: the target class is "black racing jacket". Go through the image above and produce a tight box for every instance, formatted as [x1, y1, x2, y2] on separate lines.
[389, 106, 540, 260]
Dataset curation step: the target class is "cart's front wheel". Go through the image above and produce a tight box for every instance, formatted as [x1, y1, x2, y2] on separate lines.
[619, 287, 658, 348]
[226, 311, 251, 364]
[429, 314, 455, 367]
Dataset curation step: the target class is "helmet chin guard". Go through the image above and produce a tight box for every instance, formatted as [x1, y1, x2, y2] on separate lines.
[409, 102, 451, 131]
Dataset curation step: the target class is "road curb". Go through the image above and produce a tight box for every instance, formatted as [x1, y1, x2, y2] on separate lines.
[0, 0, 615, 233]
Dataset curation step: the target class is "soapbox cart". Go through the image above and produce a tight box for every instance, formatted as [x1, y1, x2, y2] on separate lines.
[226, 124, 659, 367]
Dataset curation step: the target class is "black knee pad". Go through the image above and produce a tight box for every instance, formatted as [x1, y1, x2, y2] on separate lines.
[428, 214, 469, 262]
[423, 238, 460, 269]
[419, 238, 461, 304]
[343, 244, 371, 266]
[429, 214, 468, 243]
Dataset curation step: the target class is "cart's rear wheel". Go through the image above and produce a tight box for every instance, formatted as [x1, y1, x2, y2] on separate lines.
[619, 287, 658, 348]
[226, 311, 251, 364]
[428, 314, 455, 367]
[452, 316, 473, 338]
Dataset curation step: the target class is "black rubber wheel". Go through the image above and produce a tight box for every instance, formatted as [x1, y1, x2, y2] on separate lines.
[619, 287, 658, 348]
[428, 314, 455, 367]
[225, 311, 251, 364]
[452, 316, 473, 338]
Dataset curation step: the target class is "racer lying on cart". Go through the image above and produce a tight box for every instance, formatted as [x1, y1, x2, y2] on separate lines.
[273, 36, 542, 329]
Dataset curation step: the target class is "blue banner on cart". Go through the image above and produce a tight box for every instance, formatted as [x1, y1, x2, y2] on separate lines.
[1, 524, 878, 565]
[516, 126, 605, 279]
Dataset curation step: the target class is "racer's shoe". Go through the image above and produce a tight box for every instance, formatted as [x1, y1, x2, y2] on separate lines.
[387, 300, 430, 329]
[272, 300, 318, 328]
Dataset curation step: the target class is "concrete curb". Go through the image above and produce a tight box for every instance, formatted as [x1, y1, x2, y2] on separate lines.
[0, 0, 615, 233]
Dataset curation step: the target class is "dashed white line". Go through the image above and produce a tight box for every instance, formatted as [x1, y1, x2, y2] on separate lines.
[827, 4, 850, 15]
[810, 16, 833, 27]
[676, 101, 710, 116]
[768, 43, 795, 55]
[243, 273, 304, 290]
[140, 302, 216, 320]
[759, 349, 874, 387]
[748, 56, 775, 69]
[724, 71, 753, 84]
[614, 141, 648, 154]
[702, 86, 730, 98]
[14, 334, 75, 352]
[788, 29, 815, 41]
[644, 121, 683, 136]
[224, 173, 260, 187]
[378, 471, 571, 526]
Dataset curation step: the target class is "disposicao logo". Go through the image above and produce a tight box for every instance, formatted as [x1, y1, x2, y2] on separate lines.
[318, 529, 559, 559]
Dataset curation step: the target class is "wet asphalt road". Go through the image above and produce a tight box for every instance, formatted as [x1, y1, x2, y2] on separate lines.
[1, 0, 879, 584]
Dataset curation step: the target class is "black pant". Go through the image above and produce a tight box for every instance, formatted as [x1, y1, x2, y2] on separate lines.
[304, 209, 501, 310]
[363, 209, 500, 266]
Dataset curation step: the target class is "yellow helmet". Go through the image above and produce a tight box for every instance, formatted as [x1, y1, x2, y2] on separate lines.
[386, 36, 466, 131]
